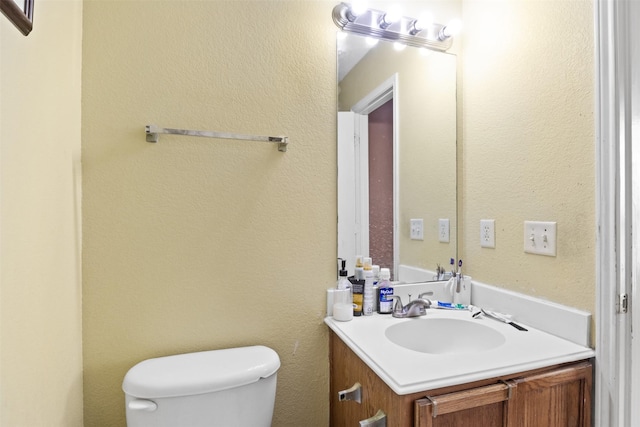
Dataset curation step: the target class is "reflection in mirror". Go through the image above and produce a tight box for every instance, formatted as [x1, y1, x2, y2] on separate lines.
[337, 33, 457, 282]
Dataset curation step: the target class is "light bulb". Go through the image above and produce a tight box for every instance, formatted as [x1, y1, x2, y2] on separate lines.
[439, 19, 462, 40]
[350, 1, 368, 16]
[411, 12, 433, 35]
[365, 37, 379, 46]
[346, 1, 367, 22]
[393, 42, 406, 51]
[379, 6, 401, 29]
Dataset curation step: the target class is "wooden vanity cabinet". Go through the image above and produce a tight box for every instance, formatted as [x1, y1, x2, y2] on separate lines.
[329, 331, 592, 427]
[510, 362, 593, 426]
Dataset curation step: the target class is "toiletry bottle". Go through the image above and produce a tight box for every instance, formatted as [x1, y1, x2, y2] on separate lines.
[354, 255, 364, 281]
[352, 279, 364, 316]
[377, 268, 393, 314]
[371, 264, 380, 311]
[372, 265, 380, 285]
[362, 257, 374, 316]
[337, 259, 352, 300]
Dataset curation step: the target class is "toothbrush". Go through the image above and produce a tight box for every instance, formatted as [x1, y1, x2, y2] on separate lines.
[456, 259, 463, 292]
[474, 308, 528, 331]
[431, 300, 470, 310]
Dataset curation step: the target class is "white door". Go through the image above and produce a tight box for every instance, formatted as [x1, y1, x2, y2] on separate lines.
[630, 1, 640, 423]
[338, 112, 369, 275]
[596, 0, 639, 425]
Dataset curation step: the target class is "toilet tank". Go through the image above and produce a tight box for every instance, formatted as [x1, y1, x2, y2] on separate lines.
[123, 345, 280, 427]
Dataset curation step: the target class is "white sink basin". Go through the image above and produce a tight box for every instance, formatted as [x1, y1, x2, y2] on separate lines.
[326, 307, 595, 395]
[385, 318, 506, 354]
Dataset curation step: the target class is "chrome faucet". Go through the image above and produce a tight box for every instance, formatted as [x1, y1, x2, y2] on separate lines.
[390, 295, 432, 318]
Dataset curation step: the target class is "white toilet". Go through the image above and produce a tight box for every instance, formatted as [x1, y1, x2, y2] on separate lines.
[122, 345, 280, 427]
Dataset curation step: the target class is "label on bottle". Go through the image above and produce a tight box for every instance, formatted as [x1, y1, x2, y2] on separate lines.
[352, 281, 364, 316]
[378, 287, 394, 314]
[363, 295, 374, 316]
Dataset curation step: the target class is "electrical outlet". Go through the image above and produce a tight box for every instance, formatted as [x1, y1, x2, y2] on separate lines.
[410, 219, 424, 240]
[438, 218, 450, 243]
[524, 221, 557, 256]
[480, 219, 495, 248]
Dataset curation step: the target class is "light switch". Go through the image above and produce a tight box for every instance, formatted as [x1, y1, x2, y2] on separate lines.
[524, 221, 557, 256]
[410, 219, 424, 240]
[439, 219, 450, 243]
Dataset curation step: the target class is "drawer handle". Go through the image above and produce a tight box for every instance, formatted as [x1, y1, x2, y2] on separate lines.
[359, 409, 386, 426]
[338, 382, 362, 403]
[425, 381, 515, 418]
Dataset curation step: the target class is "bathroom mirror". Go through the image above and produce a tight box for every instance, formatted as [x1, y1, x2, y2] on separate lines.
[337, 33, 457, 281]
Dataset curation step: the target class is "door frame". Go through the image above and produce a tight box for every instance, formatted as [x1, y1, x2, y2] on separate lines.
[351, 74, 399, 279]
[595, 0, 637, 424]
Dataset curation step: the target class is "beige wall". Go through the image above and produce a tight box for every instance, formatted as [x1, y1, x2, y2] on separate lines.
[81, 1, 335, 425]
[0, 0, 84, 425]
[460, 0, 595, 314]
[0, 0, 596, 425]
[82, 0, 595, 424]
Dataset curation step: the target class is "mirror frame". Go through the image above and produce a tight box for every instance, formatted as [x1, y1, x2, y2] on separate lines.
[337, 34, 458, 282]
[1, 0, 34, 36]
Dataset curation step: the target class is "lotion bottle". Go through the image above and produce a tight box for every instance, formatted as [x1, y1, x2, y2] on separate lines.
[354, 255, 364, 281]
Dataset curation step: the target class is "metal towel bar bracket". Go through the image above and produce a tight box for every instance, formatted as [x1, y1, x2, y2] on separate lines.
[145, 125, 288, 152]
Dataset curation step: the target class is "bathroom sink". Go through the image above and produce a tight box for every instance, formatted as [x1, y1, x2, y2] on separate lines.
[385, 318, 506, 354]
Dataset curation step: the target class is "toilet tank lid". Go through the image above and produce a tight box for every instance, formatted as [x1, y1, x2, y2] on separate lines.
[122, 345, 280, 398]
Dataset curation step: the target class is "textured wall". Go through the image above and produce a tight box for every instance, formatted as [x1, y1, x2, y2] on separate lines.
[81, 1, 335, 425]
[81, 0, 595, 425]
[460, 0, 595, 314]
[0, 0, 84, 425]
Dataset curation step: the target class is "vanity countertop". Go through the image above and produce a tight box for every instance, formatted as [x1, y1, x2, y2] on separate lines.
[325, 309, 595, 395]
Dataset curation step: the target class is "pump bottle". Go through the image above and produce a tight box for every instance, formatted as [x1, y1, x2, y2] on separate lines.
[336, 258, 352, 302]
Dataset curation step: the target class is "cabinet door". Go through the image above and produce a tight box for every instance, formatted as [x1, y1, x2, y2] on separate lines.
[513, 362, 592, 427]
[331, 332, 410, 426]
[414, 381, 517, 427]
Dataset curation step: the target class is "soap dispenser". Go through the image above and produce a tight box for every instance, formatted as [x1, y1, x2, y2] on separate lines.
[337, 259, 352, 298]
[337, 259, 350, 287]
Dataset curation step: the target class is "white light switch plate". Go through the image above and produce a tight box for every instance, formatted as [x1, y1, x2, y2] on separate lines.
[410, 219, 424, 240]
[438, 218, 450, 243]
[524, 221, 557, 256]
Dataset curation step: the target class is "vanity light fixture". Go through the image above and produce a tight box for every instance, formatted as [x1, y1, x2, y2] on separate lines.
[438, 19, 462, 41]
[409, 12, 433, 36]
[345, 1, 367, 21]
[378, 6, 400, 29]
[332, 2, 459, 52]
